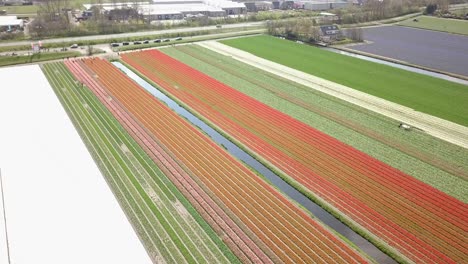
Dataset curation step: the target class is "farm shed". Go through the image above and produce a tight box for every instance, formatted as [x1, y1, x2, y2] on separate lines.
[301, 0, 349, 10]
[0, 15, 23, 32]
[319, 24, 342, 42]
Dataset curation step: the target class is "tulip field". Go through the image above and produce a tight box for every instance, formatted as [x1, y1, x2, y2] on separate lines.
[59, 58, 370, 263]
[121, 49, 467, 264]
[42, 62, 238, 264]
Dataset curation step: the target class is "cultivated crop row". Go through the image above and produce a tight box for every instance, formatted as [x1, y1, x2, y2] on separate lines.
[65, 58, 271, 264]
[68, 57, 369, 263]
[43, 62, 237, 264]
[121, 50, 467, 263]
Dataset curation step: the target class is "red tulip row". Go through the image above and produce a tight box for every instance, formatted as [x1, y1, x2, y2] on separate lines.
[67, 58, 369, 263]
[121, 49, 467, 263]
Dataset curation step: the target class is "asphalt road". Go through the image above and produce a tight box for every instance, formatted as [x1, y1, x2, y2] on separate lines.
[348, 25, 468, 77]
[0, 21, 264, 47]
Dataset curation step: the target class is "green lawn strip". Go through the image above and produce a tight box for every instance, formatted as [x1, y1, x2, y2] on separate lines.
[54, 61, 238, 263]
[41, 63, 167, 260]
[398, 16, 468, 35]
[76, 83, 233, 263]
[43, 63, 190, 263]
[0, 52, 80, 67]
[116, 30, 263, 52]
[221, 35, 468, 126]
[162, 45, 468, 202]
[75, 71, 238, 262]
[1, 5, 39, 14]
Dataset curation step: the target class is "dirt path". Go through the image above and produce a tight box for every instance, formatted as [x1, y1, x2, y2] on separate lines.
[198, 41, 468, 149]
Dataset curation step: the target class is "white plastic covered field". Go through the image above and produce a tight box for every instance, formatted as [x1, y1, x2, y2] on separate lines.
[0, 65, 151, 264]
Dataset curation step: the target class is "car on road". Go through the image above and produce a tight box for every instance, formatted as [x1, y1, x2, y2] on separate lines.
[163, 39, 170, 42]
[70, 44, 79, 48]
[110, 43, 119, 47]
[122, 42, 130, 46]
[175, 37, 182, 41]
[134, 41, 142, 45]
[154, 39, 161, 43]
[143, 40, 149, 44]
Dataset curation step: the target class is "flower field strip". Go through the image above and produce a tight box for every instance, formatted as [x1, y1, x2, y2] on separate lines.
[122, 50, 467, 263]
[122, 50, 466, 222]
[50, 61, 238, 264]
[168, 45, 468, 180]
[120, 52, 438, 263]
[64, 59, 272, 264]
[127, 50, 468, 229]
[43, 62, 185, 263]
[86, 58, 368, 264]
[82, 58, 370, 264]
[134, 50, 468, 260]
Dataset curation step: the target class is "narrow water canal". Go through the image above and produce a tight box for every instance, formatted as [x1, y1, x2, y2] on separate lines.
[113, 61, 396, 264]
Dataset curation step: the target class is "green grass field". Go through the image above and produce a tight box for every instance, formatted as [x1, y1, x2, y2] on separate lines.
[0, 51, 80, 67]
[398, 15, 468, 35]
[162, 45, 468, 202]
[1, 5, 39, 14]
[42, 62, 238, 264]
[221, 35, 468, 126]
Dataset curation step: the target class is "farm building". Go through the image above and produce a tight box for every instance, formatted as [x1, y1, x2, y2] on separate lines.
[293, 0, 349, 10]
[319, 24, 342, 42]
[244, 1, 273, 12]
[83, 0, 245, 21]
[0, 15, 23, 32]
[0, 0, 32, 6]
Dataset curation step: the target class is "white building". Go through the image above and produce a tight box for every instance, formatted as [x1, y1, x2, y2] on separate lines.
[84, 0, 245, 21]
[0, 15, 23, 32]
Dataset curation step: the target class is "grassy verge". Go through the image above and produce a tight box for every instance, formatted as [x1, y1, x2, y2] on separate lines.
[1, 5, 39, 14]
[117, 29, 264, 52]
[0, 26, 264, 54]
[0, 51, 80, 67]
[41, 62, 239, 264]
[221, 35, 468, 126]
[398, 15, 468, 35]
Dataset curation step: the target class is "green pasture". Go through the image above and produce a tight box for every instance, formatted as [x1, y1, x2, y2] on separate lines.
[1, 5, 39, 14]
[42, 62, 238, 264]
[162, 45, 468, 202]
[398, 15, 468, 35]
[0, 51, 79, 67]
[221, 35, 468, 126]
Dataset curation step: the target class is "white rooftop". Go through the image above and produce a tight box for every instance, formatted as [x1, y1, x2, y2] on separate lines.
[139, 3, 226, 15]
[0, 16, 23, 27]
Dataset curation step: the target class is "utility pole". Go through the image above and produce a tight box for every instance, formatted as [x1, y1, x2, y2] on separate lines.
[0, 168, 11, 264]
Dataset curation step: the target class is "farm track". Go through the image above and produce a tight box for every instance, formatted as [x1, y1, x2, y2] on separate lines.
[199, 41, 468, 149]
[43, 62, 237, 264]
[64, 59, 273, 264]
[74, 57, 370, 264]
[169, 45, 467, 180]
[121, 49, 468, 263]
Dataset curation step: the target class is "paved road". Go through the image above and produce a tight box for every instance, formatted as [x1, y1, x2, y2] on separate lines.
[0, 22, 264, 47]
[200, 41, 468, 149]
